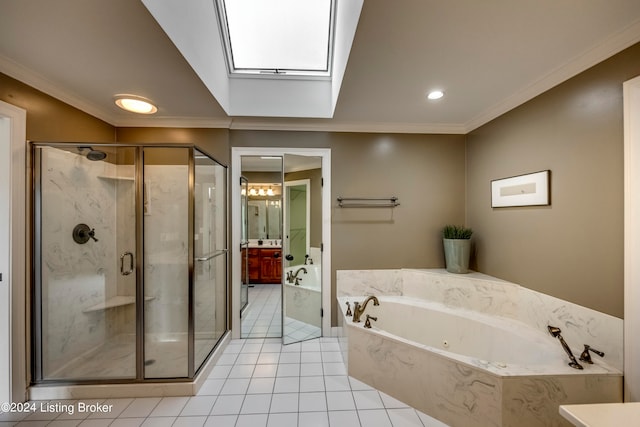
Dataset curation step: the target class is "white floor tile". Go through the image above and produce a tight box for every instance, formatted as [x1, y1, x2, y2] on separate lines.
[203, 414, 237, 427]
[235, 353, 260, 365]
[358, 409, 393, 427]
[119, 398, 161, 418]
[180, 396, 217, 417]
[150, 397, 189, 417]
[262, 343, 283, 353]
[141, 417, 176, 427]
[379, 391, 410, 409]
[300, 376, 325, 392]
[253, 364, 278, 378]
[109, 418, 145, 427]
[247, 377, 276, 394]
[236, 413, 268, 427]
[48, 421, 83, 427]
[301, 352, 322, 363]
[322, 362, 346, 376]
[278, 352, 302, 364]
[416, 410, 450, 427]
[269, 393, 299, 413]
[257, 353, 280, 365]
[208, 364, 232, 379]
[327, 410, 359, 427]
[197, 379, 225, 396]
[353, 390, 385, 410]
[299, 392, 327, 412]
[326, 391, 356, 411]
[267, 412, 298, 427]
[324, 376, 351, 392]
[321, 352, 343, 363]
[386, 408, 424, 427]
[210, 395, 244, 416]
[349, 376, 374, 391]
[277, 363, 300, 377]
[221, 378, 251, 395]
[240, 394, 272, 414]
[228, 364, 255, 378]
[300, 363, 324, 377]
[299, 411, 330, 427]
[78, 420, 115, 427]
[273, 377, 300, 393]
[172, 416, 207, 427]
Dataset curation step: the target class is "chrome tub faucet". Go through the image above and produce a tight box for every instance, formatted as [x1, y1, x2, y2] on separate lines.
[579, 344, 605, 364]
[548, 325, 583, 369]
[286, 267, 307, 284]
[353, 295, 379, 322]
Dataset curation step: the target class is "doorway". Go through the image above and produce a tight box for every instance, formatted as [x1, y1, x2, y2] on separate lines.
[232, 147, 331, 342]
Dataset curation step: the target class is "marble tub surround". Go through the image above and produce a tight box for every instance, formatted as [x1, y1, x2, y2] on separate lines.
[284, 264, 322, 329]
[336, 269, 623, 427]
[337, 269, 623, 372]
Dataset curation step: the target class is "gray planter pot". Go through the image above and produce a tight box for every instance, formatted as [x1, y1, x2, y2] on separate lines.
[443, 238, 471, 274]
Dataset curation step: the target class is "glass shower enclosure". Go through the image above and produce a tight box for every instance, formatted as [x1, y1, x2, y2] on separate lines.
[31, 143, 228, 383]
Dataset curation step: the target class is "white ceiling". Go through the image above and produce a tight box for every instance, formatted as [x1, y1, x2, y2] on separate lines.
[1, 0, 640, 134]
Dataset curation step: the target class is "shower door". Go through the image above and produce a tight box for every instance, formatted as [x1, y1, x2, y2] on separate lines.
[34, 145, 138, 380]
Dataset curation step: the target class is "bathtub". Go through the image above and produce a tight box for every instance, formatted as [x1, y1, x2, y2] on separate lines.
[337, 269, 623, 427]
[284, 264, 321, 328]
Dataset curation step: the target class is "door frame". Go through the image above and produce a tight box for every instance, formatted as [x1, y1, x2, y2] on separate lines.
[231, 147, 331, 339]
[624, 75, 640, 401]
[0, 100, 27, 403]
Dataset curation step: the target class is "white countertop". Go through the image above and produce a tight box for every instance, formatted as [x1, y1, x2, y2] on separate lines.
[559, 403, 637, 427]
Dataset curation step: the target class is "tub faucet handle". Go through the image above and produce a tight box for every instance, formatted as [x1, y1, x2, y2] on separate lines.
[364, 315, 377, 329]
[345, 302, 352, 317]
[579, 344, 605, 364]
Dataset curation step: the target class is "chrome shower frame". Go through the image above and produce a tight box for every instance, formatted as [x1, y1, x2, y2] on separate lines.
[30, 142, 229, 386]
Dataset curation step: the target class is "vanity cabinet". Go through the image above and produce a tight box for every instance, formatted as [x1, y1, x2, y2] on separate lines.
[247, 247, 282, 284]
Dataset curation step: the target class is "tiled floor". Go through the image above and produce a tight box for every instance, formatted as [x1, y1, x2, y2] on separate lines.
[241, 284, 282, 338]
[1, 337, 448, 427]
[241, 284, 321, 343]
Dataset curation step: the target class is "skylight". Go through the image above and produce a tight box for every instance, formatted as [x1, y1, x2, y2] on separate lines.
[217, 0, 334, 76]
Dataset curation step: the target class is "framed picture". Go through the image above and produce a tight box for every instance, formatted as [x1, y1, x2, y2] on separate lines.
[491, 170, 550, 208]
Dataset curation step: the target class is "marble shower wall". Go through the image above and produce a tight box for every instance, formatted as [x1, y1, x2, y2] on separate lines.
[40, 147, 134, 377]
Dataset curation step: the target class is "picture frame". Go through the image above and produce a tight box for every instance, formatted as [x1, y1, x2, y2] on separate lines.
[491, 170, 550, 208]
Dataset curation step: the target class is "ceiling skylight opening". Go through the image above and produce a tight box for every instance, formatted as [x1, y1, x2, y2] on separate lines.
[216, 0, 334, 77]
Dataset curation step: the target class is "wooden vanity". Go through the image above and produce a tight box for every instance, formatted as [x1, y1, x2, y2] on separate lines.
[245, 247, 283, 284]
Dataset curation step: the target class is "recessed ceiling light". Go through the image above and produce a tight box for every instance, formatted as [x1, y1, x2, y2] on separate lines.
[114, 94, 158, 114]
[427, 90, 444, 100]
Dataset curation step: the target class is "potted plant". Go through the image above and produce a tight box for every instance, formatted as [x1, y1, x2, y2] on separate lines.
[442, 225, 473, 274]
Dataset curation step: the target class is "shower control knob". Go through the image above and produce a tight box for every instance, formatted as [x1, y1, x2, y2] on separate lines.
[72, 223, 99, 244]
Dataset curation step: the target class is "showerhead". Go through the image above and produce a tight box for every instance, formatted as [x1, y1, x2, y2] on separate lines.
[78, 146, 107, 161]
[86, 149, 107, 161]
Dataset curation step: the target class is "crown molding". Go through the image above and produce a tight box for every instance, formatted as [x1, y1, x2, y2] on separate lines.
[465, 17, 640, 133]
[0, 54, 116, 125]
[228, 118, 467, 134]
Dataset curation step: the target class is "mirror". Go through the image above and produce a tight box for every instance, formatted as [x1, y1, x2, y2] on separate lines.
[247, 197, 282, 240]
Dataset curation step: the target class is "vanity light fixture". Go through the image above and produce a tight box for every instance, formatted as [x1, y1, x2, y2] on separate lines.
[258, 188, 266, 196]
[114, 94, 158, 114]
[427, 90, 444, 100]
[266, 187, 274, 196]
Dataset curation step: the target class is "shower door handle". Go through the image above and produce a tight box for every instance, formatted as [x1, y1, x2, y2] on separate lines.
[120, 252, 134, 276]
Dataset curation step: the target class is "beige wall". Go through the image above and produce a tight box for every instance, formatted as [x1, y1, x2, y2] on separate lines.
[231, 130, 466, 324]
[0, 73, 115, 142]
[466, 43, 640, 318]
[116, 127, 230, 166]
